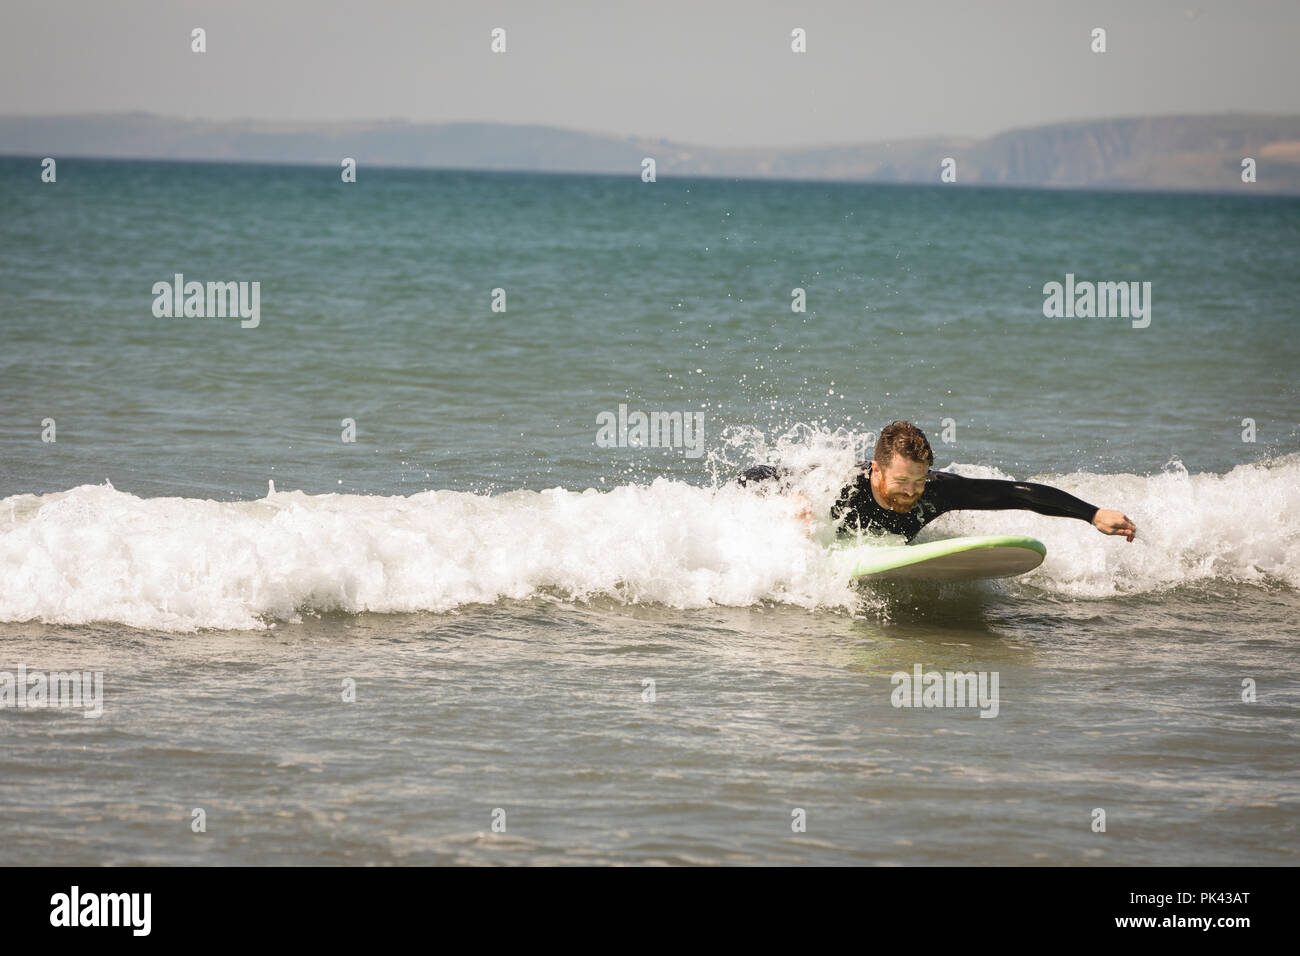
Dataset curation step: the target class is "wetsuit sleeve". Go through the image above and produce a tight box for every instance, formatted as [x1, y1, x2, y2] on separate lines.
[929, 472, 1099, 522]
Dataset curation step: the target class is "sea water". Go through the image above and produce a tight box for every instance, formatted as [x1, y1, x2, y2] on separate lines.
[1, 157, 1296, 864]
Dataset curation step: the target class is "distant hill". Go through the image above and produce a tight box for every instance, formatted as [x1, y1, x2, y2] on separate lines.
[3, 112, 1299, 194]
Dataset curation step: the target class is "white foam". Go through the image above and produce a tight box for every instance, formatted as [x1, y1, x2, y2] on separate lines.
[2, 451, 1295, 631]
[0, 478, 850, 631]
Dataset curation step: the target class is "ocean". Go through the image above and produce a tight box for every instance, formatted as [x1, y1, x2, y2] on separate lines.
[1, 156, 1297, 864]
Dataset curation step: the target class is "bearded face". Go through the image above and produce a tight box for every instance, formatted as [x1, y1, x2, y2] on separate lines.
[872, 457, 929, 512]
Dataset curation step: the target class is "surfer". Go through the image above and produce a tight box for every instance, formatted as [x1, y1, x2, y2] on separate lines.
[739, 421, 1136, 542]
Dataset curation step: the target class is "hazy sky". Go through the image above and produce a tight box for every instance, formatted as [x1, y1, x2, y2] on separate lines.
[2, 0, 1297, 148]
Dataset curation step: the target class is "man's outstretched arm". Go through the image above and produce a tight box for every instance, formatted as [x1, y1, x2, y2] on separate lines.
[933, 473, 1136, 541]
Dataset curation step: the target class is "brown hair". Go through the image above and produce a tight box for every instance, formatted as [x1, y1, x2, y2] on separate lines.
[873, 421, 934, 468]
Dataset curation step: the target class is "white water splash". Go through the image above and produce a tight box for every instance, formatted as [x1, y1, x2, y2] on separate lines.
[2, 448, 1295, 630]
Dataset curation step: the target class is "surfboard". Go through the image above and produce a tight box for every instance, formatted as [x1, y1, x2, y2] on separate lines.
[836, 534, 1046, 582]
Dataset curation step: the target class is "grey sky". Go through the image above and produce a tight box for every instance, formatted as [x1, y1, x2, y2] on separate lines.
[2, 0, 1297, 148]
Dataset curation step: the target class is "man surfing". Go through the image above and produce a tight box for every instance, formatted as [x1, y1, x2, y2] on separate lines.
[740, 420, 1136, 543]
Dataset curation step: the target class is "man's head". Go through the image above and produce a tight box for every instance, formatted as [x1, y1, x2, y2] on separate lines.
[871, 421, 933, 512]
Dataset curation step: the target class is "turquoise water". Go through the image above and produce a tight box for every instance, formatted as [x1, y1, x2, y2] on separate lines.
[3, 158, 1296, 496]
[1, 157, 1297, 864]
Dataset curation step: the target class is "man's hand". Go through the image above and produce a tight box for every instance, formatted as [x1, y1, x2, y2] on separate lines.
[1092, 509, 1136, 541]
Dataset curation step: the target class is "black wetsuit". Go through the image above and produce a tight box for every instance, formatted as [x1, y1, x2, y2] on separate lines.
[739, 461, 1099, 542]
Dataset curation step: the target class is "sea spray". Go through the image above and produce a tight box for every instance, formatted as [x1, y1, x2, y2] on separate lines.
[2, 445, 1296, 631]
